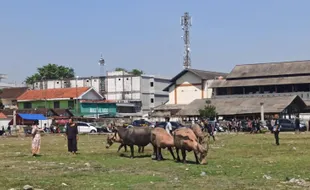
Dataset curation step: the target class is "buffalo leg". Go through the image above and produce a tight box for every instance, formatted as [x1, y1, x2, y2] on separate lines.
[194, 151, 199, 164]
[117, 144, 124, 152]
[130, 145, 134, 159]
[124, 145, 127, 152]
[157, 147, 162, 161]
[181, 149, 187, 163]
[141, 146, 144, 153]
[152, 145, 157, 160]
[168, 147, 176, 160]
[176, 148, 181, 162]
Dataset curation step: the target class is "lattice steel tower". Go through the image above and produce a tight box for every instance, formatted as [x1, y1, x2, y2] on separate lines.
[181, 12, 192, 69]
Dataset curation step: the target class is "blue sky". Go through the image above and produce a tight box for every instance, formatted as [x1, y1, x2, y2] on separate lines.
[1, 0, 310, 83]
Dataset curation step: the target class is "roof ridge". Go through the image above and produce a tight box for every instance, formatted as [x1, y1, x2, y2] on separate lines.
[188, 68, 227, 74]
[235, 60, 310, 67]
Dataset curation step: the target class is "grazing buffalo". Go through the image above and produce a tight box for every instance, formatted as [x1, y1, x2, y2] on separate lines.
[150, 127, 176, 161]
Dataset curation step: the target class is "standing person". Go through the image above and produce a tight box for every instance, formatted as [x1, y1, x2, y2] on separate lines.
[207, 122, 216, 141]
[273, 114, 281, 146]
[256, 118, 261, 133]
[295, 116, 300, 134]
[7, 125, 11, 136]
[31, 120, 44, 156]
[165, 117, 172, 136]
[65, 117, 79, 154]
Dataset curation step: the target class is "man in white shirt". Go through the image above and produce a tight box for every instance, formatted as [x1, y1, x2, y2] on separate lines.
[165, 117, 172, 136]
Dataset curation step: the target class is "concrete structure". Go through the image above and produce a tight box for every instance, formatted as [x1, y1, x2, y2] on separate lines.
[163, 69, 227, 105]
[31, 76, 104, 95]
[104, 71, 171, 115]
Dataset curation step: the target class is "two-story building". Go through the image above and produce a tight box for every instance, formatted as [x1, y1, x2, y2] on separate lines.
[151, 68, 227, 120]
[17, 87, 117, 118]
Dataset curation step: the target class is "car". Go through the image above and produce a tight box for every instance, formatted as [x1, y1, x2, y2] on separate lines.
[75, 122, 97, 133]
[155, 121, 184, 131]
[132, 119, 153, 127]
[277, 119, 307, 132]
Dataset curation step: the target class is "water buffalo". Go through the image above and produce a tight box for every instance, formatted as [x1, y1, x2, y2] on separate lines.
[151, 127, 176, 161]
[174, 127, 208, 164]
[115, 126, 152, 158]
[106, 132, 144, 153]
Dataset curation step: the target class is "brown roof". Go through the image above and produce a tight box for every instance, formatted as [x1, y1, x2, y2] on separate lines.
[210, 75, 310, 88]
[0, 108, 56, 116]
[177, 95, 306, 116]
[53, 108, 73, 116]
[0, 112, 7, 119]
[153, 104, 186, 111]
[17, 87, 90, 101]
[227, 60, 310, 79]
[0, 87, 28, 99]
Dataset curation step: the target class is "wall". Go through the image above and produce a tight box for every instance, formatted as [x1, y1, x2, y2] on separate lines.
[81, 89, 102, 100]
[167, 85, 176, 104]
[176, 85, 202, 104]
[80, 103, 117, 117]
[18, 100, 70, 109]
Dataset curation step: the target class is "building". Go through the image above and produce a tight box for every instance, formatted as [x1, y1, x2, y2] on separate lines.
[177, 95, 307, 119]
[104, 71, 171, 115]
[0, 87, 28, 109]
[16, 87, 116, 117]
[30, 71, 171, 116]
[163, 69, 227, 105]
[210, 60, 310, 100]
[149, 68, 227, 120]
[30, 76, 105, 95]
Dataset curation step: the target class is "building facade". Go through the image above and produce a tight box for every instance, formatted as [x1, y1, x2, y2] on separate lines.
[210, 60, 310, 102]
[103, 71, 171, 115]
[16, 87, 115, 117]
[0, 87, 28, 109]
[163, 69, 227, 105]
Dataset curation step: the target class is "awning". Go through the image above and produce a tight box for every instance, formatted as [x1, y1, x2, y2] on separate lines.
[18, 114, 47, 120]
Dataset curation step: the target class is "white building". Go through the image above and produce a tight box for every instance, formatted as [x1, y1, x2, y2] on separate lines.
[163, 69, 227, 105]
[151, 69, 227, 120]
[104, 71, 171, 114]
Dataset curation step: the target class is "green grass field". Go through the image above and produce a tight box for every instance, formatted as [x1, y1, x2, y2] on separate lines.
[1, 132, 310, 190]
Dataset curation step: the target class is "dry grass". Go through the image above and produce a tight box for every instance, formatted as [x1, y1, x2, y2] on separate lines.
[1, 132, 310, 190]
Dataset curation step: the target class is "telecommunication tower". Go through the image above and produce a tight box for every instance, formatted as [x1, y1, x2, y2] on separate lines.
[181, 12, 192, 69]
[98, 53, 105, 76]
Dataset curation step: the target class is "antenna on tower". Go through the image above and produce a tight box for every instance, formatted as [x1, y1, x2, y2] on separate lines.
[98, 53, 105, 76]
[181, 12, 192, 69]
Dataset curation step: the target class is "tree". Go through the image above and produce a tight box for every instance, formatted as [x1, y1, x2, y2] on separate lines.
[25, 64, 75, 84]
[114, 68, 144, 76]
[130, 69, 144, 76]
[199, 100, 217, 119]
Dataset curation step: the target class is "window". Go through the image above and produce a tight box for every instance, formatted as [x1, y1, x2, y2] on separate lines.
[56, 81, 59, 84]
[24, 102, 32, 109]
[150, 98, 154, 103]
[77, 122, 89, 127]
[150, 82, 154, 87]
[68, 101, 74, 109]
[54, 101, 60, 109]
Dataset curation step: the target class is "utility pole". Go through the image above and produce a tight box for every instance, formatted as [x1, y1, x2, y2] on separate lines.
[181, 12, 192, 69]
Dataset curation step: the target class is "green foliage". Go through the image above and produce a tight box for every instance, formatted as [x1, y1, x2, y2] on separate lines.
[114, 68, 144, 76]
[25, 63, 75, 84]
[199, 100, 217, 119]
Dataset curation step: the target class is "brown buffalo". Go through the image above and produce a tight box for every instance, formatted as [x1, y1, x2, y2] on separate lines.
[106, 132, 144, 153]
[173, 127, 208, 164]
[150, 127, 176, 161]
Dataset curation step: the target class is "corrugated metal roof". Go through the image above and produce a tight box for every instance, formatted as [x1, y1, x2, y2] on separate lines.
[177, 95, 306, 116]
[210, 75, 310, 88]
[227, 60, 310, 79]
[153, 104, 186, 111]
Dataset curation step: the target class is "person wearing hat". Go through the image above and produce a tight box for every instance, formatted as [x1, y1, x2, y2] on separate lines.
[273, 114, 281, 145]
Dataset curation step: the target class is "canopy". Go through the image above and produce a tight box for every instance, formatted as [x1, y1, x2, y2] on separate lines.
[19, 114, 47, 120]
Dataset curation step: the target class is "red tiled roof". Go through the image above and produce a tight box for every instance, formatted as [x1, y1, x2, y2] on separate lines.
[0, 112, 7, 119]
[17, 87, 90, 101]
[0, 87, 28, 99]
